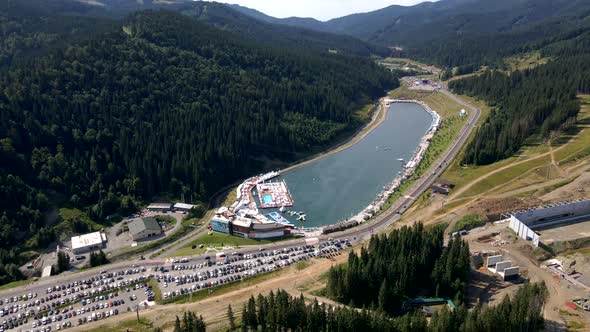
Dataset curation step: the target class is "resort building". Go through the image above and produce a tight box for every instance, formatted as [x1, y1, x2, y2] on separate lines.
[210, 174, 294, 240]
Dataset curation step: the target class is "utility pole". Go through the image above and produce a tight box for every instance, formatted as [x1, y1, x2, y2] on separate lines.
[136, 304, 140, 322]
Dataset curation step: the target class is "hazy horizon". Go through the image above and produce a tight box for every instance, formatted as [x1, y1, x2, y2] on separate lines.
[213, 0, 433, 21]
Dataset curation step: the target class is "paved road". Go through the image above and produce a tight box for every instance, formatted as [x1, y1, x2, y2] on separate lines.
[0, 88, 482, 331]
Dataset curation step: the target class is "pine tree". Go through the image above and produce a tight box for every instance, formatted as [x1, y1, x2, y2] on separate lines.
[174, 316, 181, 332]
[241, 305, 248, 332]
[377, 279, 389, 314]
[246, 296, 258, 329]
[227, 304, 235, 331]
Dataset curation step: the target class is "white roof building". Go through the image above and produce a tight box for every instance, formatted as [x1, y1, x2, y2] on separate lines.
[71, 231, 106, 254]
[147, 203, 172, 210]
[173, 203, 195, 210]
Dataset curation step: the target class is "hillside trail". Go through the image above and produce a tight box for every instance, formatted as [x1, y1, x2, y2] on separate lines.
[448, 123, 590, 201]
[449, 149, 553, 200]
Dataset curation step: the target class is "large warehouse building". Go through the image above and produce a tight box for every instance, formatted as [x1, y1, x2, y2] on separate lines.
[128, 217, 163, 241]
[71, 231, 107, 254]
[507, 199, 590, 247]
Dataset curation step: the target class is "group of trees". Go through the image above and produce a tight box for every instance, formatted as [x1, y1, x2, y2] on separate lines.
[217, 283, 547, 332]
[173, 311, 206, 332]
[433, 15, 590, 166]
[327, 224, 470, 315]
[0, 9, 396, 285]
[89, 250, 108, 267]
[54, 251, 70, 274]
[236, 290, 414, 332]
[452, 54, 590, 165]
[426, 282, 547, 332]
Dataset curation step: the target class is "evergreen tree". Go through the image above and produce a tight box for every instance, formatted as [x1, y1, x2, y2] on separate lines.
[240, 306, 248, 332]
[246, 296, 258, 329]
[227, 304, 235, 331]
[55, 251, 70, 274]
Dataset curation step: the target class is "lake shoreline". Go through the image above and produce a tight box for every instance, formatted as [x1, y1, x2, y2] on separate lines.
[279, 100, 438, 230]
[206, 94, 390, 209]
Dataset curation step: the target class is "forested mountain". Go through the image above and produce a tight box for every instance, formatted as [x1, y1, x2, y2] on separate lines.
[0, 0, 191, 17]
[177, 2, 389, 57]
[235, 0, 590, 44]
[232, 0, 587, 167]
[449, 27, 590, 165]
[235, 0, 590, 68]
[0, 9, 396, 284]
[0, 6, 117, 67]
[1, 0, 389, 57]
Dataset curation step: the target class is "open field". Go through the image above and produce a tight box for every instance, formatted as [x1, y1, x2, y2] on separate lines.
[0, 279, 34, 292]
[381, 57, 437, 73]
[390, 88, 463, 118]
[168, 232, 276, 257]
[86, 318, 155, 332]
[504, 51, 553, 71]
[442, 95, 590, 202]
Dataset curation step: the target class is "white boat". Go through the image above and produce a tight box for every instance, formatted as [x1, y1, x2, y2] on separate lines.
[279, 206, 286, 213]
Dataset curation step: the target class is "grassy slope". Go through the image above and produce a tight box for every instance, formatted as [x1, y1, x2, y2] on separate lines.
[503, 51, 553, 71]
[169, 232, 276, 257]
[86, 318, 155, 332]
[443, 95, 590, 200]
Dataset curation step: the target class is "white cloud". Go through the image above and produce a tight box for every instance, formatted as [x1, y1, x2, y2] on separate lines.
[213, 0, 430, 21]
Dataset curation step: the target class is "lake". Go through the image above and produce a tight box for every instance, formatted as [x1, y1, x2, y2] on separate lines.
[266, 102, 433, 228]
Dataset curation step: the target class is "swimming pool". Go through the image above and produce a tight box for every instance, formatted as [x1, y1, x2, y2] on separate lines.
[263, 194, 273, 204]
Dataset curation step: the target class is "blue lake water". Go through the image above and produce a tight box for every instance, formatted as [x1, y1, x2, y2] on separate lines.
[266, 102, 433, 228]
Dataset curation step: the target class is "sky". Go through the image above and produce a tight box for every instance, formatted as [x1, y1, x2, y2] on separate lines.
[213, 0, 429, 21]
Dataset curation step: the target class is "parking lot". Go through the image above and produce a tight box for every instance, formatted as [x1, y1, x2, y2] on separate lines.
[1, 239, 351, 332]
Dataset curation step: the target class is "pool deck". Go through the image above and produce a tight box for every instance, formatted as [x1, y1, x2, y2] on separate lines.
[256, 180, 294, 209]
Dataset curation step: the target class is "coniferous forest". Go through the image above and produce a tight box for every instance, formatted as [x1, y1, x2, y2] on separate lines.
[222, 283, 547, 332]
[0, 9, 396, 284]
[451, 55, 590, 165]
[327, 224, 470, 315]
[438, 20, 590, 166]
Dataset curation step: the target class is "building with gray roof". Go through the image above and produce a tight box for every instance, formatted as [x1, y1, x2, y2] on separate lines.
[128, 217, 163, 241]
